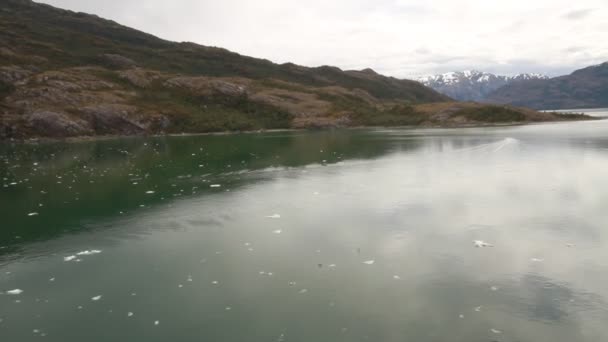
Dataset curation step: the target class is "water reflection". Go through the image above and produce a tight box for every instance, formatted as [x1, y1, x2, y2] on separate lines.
[1, 120, 608, 341]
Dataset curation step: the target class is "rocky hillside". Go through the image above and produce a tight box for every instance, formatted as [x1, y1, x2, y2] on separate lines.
[0, 0, 592, 139]
[417, 70, 548, 101]
[485, 63, 608, 110]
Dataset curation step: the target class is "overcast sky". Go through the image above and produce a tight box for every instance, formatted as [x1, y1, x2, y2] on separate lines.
[38, 0, 608, 78]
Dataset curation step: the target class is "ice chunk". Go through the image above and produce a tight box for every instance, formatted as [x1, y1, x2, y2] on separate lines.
[77, 250, 102, 256]
[272, 229, 282, 234]
[474, 306, 482, 312]
[6, 289, 23, 295]
[491, 286, 499, 291]
[64, 255, 77, 262]
[28, 212, 39, 217]
[491, 329, 502, 334]
[531, 258, 544, 262]
[154, 320, 160, 326]
[128, 312, 134, 317]
[266, 214, 281, 219]
[299, 289, 308, 294]
[145, 191, 155, 194]
[393, 275, 401, 280]
[362, 260, 375, 265]
[91, 295, 102, 301]
[210, 184, 221, 188]
[473, 240, 493, 248]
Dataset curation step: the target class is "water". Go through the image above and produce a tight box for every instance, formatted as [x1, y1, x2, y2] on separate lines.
[2, 115, 608, 341]
[548, 108, 608, 117]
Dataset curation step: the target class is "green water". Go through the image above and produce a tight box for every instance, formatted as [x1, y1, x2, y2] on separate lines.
[2, 119, 608, 341]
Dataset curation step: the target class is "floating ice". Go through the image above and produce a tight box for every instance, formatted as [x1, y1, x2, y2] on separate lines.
[145, 191, 155, 194]
[491, 329, 502, 334]
[225, 306, 232, 311]
[6, 289, 23, 295]
[64, 255, 77, 261]
[128, 312, 134, 317]
[91, 295, 102, 301]
[328, 264, 337, 268]
[266, 214, 281, 219]
[491, 286, 499, 291]
[77, 250, 102, 256]
[212, 281, 219, 285]
[272, 229, 282, 234]
[210, 184, 221, 188]
[459, 314, 464, 319]
[474, 306, 482, 312]
[473, 240, 493, 248]
[299, 289, 308, 294]
[363, 260, 375, 265]
[154, 321, 160, 326]
[531, 258, 544, 262]
[28, 212, 39, 217]
[49, 278, 55, 282]
[393, 275, 401, 280]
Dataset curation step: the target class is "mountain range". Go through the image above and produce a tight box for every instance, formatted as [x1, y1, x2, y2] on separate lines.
[485, 63, 608, 109]
[417, 71, 548, 102]
[0, 0, 592, 139]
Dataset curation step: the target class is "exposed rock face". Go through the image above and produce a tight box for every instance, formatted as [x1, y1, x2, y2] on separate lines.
[0, 65, 33, 85]
[26, 111, 93, 137]
[118, 68, 162, 88]
[164, 77, 250, 98]
[81, 104, 146, 134]
[101, 54, 137, 69]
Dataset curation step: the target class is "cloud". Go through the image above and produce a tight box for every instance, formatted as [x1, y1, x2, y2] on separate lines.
[562, 8, 594, 20]
[37, 0, 608, 78]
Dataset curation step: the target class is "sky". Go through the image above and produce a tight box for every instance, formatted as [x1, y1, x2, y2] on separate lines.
[38, 0, 608, 78]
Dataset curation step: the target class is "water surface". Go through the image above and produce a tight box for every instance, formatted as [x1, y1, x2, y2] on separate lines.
[2, 117, 608, 341]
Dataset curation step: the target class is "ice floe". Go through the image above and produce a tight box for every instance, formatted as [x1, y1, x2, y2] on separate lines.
[362, 260, 375, 265]
[473, 240, 493, 248]
[77, 250, 102, 256]
[5, 289, 23, 295]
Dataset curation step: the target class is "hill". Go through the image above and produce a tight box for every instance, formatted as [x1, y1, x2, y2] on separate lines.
[0, 0, 592, 139]
[485, 63, 608, 110]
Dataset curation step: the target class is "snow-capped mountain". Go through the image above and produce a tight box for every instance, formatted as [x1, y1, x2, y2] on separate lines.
[416, 70, 548, 101]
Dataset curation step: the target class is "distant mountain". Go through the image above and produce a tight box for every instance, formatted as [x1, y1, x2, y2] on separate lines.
[485, 63, 608, 110]
[417, 71, 548, 101]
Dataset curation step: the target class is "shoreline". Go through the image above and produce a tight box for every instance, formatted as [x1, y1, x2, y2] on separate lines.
[3, 116, 602, 145]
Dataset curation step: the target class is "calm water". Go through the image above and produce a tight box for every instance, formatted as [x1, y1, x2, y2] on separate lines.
[2, 117, 608, 341]
[549, 108, 608, 117]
